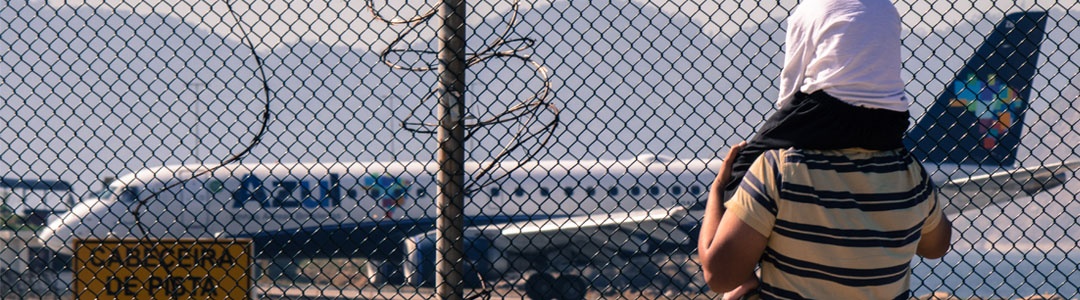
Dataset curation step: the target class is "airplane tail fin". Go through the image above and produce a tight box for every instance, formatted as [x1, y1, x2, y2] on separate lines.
[905, 12, 1048, 166]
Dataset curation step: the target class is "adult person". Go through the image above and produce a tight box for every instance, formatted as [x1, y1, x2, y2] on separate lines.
[698, 0, 954, 298]
[699, 142, 951, 299]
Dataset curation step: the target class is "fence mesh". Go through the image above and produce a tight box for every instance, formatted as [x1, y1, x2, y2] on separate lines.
[0, 0, 1079, 299]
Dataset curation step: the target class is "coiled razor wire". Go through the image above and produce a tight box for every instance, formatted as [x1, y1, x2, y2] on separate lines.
[367, 1, 556, 298]
[367, 0, 560, 195]
[133, 0, 274, 237]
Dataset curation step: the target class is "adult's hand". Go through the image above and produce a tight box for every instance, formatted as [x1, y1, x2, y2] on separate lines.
[722, 276, 759, 300]
[713, 141, 747, 191]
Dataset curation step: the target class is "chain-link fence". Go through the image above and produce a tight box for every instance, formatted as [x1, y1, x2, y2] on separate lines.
[1, 0, 1079, 299]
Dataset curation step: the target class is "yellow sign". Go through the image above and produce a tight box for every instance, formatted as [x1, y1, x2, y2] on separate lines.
[73, 238, 252, 300]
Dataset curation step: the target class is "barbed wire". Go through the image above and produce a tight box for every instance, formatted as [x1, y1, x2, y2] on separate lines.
[367, 1, 557, 298]
[367, 0, 560, 195]
[133, 0, 274, 237]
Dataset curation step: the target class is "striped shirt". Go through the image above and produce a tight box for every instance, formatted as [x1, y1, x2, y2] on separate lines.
[725, 148, 943, 300]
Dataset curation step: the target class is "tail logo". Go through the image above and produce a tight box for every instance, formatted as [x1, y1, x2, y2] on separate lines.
[948, 73, 1024, 150]
[361, 174, 412, 218]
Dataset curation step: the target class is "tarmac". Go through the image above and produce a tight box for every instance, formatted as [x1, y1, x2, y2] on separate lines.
[255, 284, 527, 300]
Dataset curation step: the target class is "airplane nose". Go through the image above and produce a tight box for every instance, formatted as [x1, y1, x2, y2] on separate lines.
[37, 220, 73, 257]
[37, 198, 106, 256]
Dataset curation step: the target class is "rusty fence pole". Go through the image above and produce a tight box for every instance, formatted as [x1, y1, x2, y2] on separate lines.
[436, 0, 467, 299]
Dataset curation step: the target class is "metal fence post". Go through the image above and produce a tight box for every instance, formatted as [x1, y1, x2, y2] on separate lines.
[437, 0, 467, 298]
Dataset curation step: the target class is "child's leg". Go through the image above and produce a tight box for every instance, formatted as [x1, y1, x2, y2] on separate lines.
[724, 91, 909, 193]
[723, 93, 818, 193]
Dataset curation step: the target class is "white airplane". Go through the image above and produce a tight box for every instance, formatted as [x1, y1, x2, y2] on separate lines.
[32, 10, 1080, 299]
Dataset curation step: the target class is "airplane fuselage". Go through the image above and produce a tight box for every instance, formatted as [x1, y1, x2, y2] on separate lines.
[39, 156, 723, 260]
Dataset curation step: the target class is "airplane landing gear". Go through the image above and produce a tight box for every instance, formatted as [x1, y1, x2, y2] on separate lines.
[555, 274, 588, 300]
[524, 273, 588, 300]
[524, 273, 557, 300]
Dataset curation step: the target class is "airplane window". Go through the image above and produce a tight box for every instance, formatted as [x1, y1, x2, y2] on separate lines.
[689, 185, 703, 195]
[414, 188, 425, 198]
[562, 187, 574, 197]
[607, 187, 619, 196]
[489, 187, 500, 196]
[629, 186, 641, 196]
[514, 188, 526, 197]
[539, 187, 550, 197]
[97, 186, 119, 199]
[118, 187, 139, 203]
[670, 185, 683, 195]
[649, 185, 661, 196]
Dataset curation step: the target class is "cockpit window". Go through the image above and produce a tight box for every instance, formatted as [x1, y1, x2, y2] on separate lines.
[117, 187, 140, 203]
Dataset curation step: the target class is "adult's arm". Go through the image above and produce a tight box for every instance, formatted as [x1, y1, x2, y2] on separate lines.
[701, 208, 769, 293]
[917, 214, 952, 259]
[698, 142, 769, 293]
[697, 142, 745, 252]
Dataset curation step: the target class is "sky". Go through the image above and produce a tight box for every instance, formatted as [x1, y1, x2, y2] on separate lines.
[35, 0, 1070, 45]
[0, 1, 1074, 193]
[0, 0, 1075, 194]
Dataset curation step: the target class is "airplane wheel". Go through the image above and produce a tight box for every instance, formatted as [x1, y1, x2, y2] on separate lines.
[555, 274, 588, 300]
[524, 272, 558, 300]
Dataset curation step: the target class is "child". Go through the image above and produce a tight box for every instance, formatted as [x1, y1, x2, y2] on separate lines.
[724, 0, 912, 194]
